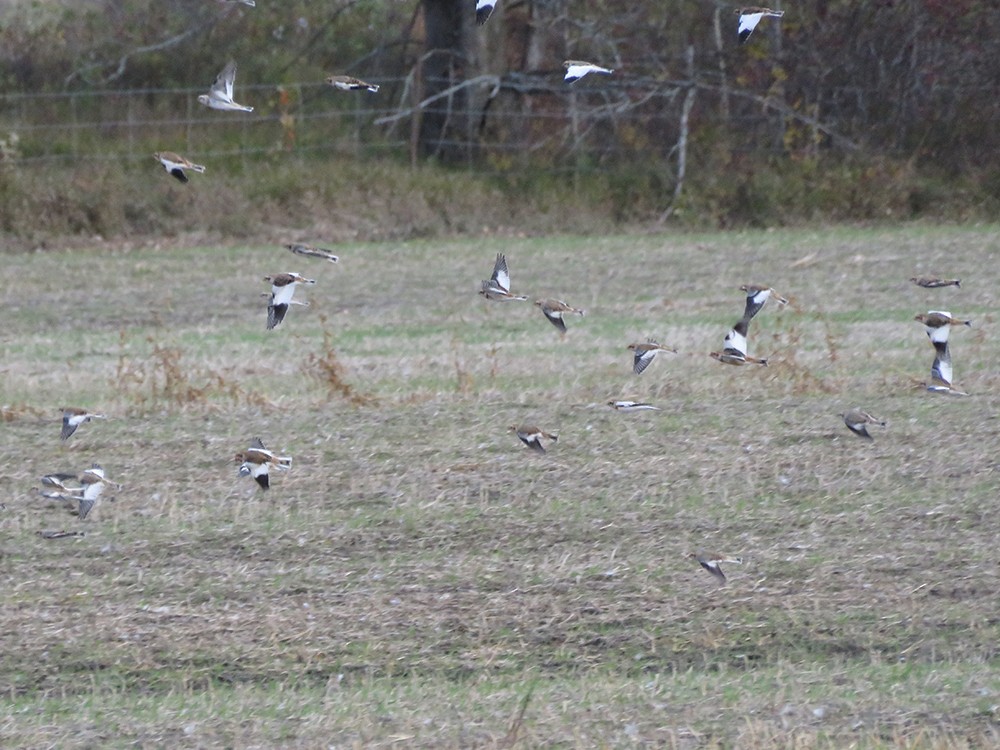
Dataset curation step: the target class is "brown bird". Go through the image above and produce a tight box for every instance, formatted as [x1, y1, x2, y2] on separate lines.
[286, 243, 339, 264]
[910, 277, 960, 289]
[627, 340, 677, 375]
[689, 551, 743, 584]
[535, 299, 584, 333]
[914, 311, 971, 335]
[509, 424, 558, 453]
[839, 408, 886, 440]
[326, 75, 380, 93]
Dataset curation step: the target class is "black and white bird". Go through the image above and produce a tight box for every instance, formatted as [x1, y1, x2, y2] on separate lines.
[608, 400, 661, 413]
[735, 7, 785, 44]
[479, 253, 528, 301]
[264, 272, 315, 330]
[198, 61, 253, 112]
[153, 152, 206, 184]
[563, 60, 614, 83]
[235, 438, 293, 490]
[60, 407, 107, 441]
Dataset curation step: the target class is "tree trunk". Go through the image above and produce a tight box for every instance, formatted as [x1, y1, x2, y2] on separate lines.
[419, 0, 467, 161]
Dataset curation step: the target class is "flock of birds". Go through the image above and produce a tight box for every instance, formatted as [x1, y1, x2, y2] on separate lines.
[31, 2, 972, 585]
[153, 2, 791, 184]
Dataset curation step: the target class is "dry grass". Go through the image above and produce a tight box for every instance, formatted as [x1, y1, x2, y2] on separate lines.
[2, 225, 1000, 748]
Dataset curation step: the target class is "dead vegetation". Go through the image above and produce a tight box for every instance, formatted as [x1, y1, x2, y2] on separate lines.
[1, 226, 999, 748]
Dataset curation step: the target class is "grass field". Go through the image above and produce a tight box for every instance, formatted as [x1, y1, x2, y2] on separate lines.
[2, 225, 999, 748]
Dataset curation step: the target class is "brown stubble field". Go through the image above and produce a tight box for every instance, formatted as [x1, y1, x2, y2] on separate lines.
[2, 225, 999, 748]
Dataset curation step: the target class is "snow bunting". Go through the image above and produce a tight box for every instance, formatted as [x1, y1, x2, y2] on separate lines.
[689, 551, 742, 584]
[910, 277, 960, 289]
[286, 243, 339, 264]
[236, 437, 293, 490]
[479, 252, 528, 301]
[60, 407, 106, 441]
[326, 75, 380, 93]
[710, 349, 768, 366]
[535, 299, 584, 333]
[153, 151, 206, 184]
[219, 0, 255, 6]
[915, 311, 972, 338]
[839, 408, 886, 440]
[476, 0, 497, 25]
[735, 7, 784, 44]
[627, 340, 677, 375]
[76, 465, 110, 520]
[509, 424, 557, 453]
[563, 60, 614, 83]
[712, 320, 767, 366]
[264, 272, 315, 330]
[608, 400, 661, 412]
[198, 61, 253, 112]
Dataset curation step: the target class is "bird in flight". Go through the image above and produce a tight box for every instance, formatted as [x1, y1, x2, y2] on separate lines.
[627, 340, 677, 375]
[711, 319, 767, 366]
[480, 253, 528, 301]
[153, 152, 206, 184]
[535, 298, 585, 333]
[38, 464, 119, 520]
[198, 61, 253, 112]
[236, 437, 293, 490]
[735, 7, 785, 44]
[60, 407, 107, 441]
[286, 243, 339, 264]
[326, 75, 380, 93]
[910, 277, 960, 289]
[264, 272, 315, 330]
[509, 424, 558, 453]
[915, 311, 970, 395]
[563, 61, 614, 83]
[839, 408, 886, 440]
[689, 551, 743, 584]
[607, 400, 661, 412]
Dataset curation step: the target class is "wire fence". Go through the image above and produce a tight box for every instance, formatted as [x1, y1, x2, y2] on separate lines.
[0, 75, 784, 175]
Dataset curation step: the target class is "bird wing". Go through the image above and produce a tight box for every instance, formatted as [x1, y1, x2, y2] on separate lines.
[738, 13, 763, 42]
[491, 253, 511, 293]
[542, 308, 567, 332]
[741, 288, 771, 322]
[633, 349, 655, 375]
[931, 345, 953, 386]
[214, 61, 237, 101]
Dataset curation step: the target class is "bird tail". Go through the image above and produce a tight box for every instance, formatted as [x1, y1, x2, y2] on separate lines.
[190, 163, 207, 173]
